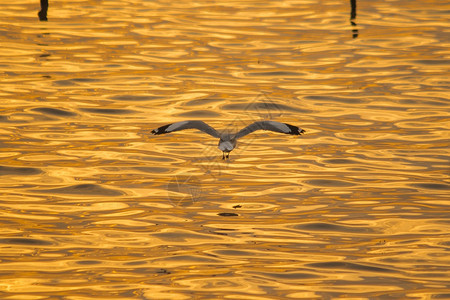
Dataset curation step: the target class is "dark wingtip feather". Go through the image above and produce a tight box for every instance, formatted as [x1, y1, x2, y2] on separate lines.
[151, 123, 172, 135]
[285, 123, 305, 135]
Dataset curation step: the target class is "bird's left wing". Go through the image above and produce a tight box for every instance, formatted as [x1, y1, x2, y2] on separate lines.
[235, 121, 305, 139]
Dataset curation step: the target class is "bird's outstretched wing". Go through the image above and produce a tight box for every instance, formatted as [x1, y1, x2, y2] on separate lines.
[235, 121, 305, 140]
[151, 120, 220, 138]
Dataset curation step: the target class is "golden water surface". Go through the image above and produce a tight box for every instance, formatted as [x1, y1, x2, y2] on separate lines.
[0, 0, 449, 299]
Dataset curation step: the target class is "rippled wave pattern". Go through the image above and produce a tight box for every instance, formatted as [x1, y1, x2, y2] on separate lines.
[0, 0, 449, 298]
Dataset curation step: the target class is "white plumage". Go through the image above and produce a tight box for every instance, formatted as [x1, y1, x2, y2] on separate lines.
[152, 120, 305, 159]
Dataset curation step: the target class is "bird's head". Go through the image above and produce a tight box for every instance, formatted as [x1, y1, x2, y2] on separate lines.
[218, 135, 236, 152]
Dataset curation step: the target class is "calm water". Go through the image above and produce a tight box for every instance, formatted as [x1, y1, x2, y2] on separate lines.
[1, 0, 449, 298]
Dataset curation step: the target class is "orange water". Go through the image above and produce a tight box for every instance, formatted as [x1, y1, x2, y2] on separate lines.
[0, 0, 449, 298]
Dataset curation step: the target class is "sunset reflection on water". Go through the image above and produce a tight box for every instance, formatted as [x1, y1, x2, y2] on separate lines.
[0, 0, 449, 298]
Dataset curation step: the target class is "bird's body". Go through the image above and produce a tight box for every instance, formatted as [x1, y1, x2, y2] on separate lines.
[152, 120, 305, 159]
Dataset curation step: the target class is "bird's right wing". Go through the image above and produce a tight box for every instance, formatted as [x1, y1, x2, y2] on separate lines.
[151, 120, 220, 138]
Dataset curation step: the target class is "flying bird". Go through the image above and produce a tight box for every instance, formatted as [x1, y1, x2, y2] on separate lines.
[152, 120, 305, 159]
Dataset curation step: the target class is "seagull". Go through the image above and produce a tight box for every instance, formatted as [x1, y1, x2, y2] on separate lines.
[151, 120, 305, 159]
